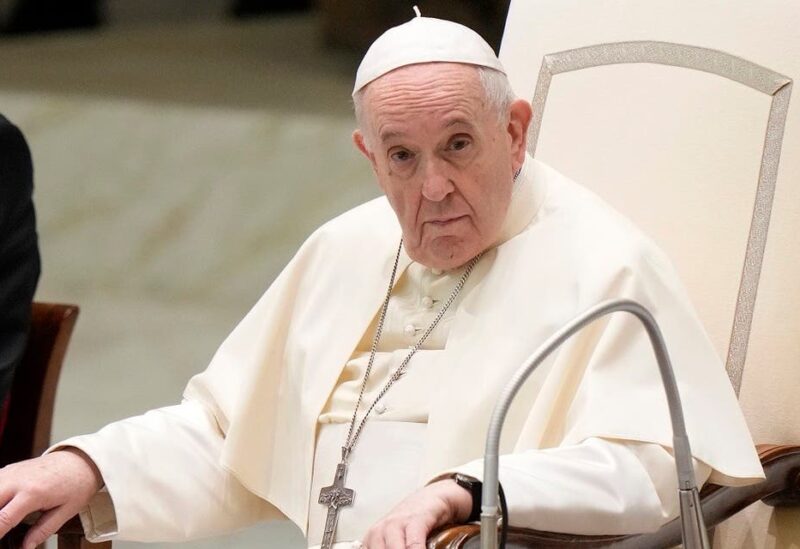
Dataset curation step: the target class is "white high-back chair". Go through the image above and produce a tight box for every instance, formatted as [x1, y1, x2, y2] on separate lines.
[427, 1, 799, 547]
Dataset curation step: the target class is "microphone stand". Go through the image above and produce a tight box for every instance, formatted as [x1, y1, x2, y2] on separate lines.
[480, 299, 710, 549]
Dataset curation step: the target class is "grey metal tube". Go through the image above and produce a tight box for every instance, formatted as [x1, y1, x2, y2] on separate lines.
[480, 298, 709, 549]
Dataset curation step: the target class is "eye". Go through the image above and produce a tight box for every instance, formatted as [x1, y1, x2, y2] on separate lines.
[390, 148, 414, 163]
[447, 136, 472, 152]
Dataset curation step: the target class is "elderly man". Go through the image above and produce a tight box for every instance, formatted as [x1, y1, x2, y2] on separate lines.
[0, 14, 762, 549]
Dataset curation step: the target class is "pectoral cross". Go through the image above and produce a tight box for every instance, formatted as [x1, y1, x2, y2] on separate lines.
[318, 459, 354, 549]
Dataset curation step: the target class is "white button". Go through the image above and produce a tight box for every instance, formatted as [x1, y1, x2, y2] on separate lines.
[351, 542, 364, 549]
[404, 324, 416, 336]
[421, 296, 434, 309]
[431, 268, 444, 276]
[375, 402, 387, 414]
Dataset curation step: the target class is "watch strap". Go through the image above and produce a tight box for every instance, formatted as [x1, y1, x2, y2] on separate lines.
[453, 473, 482, 523]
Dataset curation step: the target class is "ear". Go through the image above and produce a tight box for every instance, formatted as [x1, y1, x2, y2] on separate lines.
[507, 99, 533, 171]
[353, 130, 378, 174]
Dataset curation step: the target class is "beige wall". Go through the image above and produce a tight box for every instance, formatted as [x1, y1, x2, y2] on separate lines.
[501, 0, 799, 546]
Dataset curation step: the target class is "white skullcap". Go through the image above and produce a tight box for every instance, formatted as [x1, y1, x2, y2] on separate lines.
[352, 8, 505, 95]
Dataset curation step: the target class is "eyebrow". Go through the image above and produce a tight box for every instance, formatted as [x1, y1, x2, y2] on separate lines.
[379, 129, 405, 143]
[444, 117, 476, 130]
[378, 117, 477, 143]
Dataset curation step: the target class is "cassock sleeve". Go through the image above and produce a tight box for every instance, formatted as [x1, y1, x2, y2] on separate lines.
[441, 436, 711, 535]
[48, 399, 281, 543]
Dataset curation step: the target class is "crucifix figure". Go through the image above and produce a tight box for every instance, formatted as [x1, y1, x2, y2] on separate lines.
[318, 460, 355, 549]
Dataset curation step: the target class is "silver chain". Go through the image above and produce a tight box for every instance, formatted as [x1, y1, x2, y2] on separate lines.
[340, 240, 483, 461]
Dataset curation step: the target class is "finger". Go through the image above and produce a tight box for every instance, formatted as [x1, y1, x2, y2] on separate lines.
[0, 495, 33, 538]
[383, 522, 406, 549]
[405, 520, 429, 548]
[364, 529, 386, 549]
[0, 475, 16, 508]
[22, 505, 77, 549]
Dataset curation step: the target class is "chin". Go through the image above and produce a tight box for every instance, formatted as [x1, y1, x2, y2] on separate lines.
[411, 237, 482, 271]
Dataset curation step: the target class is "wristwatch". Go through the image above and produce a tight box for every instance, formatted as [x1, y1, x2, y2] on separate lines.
[453, 473, 482, 523]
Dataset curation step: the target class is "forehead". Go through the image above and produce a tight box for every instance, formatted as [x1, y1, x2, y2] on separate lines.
[362, 63, 488, 141]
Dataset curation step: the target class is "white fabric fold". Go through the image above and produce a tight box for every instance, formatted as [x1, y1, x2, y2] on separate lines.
[49, 400, 280, 542]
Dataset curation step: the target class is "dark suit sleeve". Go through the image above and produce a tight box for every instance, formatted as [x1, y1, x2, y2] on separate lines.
[0, 115, 41, 402]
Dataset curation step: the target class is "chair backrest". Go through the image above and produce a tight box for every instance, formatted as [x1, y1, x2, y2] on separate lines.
[0, 302, 79, 466]
[526, 41, 791, 398]
[499, 0, 799, 439]
[498, 1, 799, 545]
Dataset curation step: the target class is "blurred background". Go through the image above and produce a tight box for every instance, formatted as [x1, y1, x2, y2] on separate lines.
[0, 1, 509, 547]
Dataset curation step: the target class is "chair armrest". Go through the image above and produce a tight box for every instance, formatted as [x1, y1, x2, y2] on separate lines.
[11, 514, 112, 549]
[55, 516, 112, 549]
[428, 524, 631, 548]
[757, 444, 800, 507]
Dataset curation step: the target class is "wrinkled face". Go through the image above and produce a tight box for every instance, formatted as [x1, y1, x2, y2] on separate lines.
[354, 63, 530, 270]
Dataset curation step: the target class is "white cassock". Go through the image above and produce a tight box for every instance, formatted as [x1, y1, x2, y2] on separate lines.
[53, 155, 764, 547]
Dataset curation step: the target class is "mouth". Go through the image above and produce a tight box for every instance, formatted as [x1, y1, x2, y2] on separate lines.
[428, 215, 468, 227]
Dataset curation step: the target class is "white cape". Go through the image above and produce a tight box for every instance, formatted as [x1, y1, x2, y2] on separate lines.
[180, 157, 763, 533]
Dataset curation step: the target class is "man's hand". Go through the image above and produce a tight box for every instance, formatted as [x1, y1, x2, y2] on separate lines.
[361, 478, 472, 549]
[0, 448, 103, 549]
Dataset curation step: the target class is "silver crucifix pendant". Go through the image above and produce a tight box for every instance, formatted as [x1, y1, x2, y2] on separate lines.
[318, 458, 355, 549]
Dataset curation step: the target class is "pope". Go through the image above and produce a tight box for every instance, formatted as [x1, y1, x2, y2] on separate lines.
[0, 13, 763, 549]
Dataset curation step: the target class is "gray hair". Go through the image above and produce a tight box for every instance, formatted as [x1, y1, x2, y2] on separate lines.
[477, 66, 516, 124]
[353, 65, 516, 143]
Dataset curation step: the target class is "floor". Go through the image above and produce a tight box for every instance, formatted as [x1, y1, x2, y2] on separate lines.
[0, 13, 378, 548]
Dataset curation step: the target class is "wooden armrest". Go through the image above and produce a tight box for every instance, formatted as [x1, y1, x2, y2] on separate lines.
[427, 444, 800, 548]
[428, 524, 629, 548]
[55, 516, 85, 536]
[54, 515, 110, 549]
[755, 444, 800, 506]
[3, 514, 111, 549]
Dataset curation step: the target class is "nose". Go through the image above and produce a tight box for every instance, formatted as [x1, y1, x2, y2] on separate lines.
[420, 158, 455, 202]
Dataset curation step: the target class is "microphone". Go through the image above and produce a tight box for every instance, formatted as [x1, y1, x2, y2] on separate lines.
[480, 299, 710, 549]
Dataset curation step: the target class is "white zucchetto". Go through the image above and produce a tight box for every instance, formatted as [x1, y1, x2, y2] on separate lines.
[352, 10, 506, 95]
